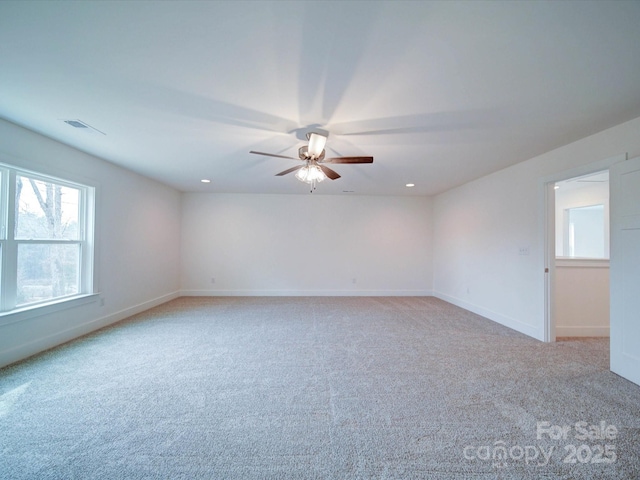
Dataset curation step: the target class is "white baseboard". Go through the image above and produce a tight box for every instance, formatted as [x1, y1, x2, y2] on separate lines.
[0, 291, 180, 369]
[3, 289, 556, 369]
[180, 289, 433, 297]
[95, 290, 180, 328]
[433, 291, 543, 340]
[556, 326, 610, 337]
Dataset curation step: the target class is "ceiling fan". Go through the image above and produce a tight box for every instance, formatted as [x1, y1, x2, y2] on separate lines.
[249, 132, 373, 191]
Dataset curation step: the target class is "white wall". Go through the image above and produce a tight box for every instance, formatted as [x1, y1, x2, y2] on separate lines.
[0, 119, 182, 368]
[555, 259, 609, 337]
[4, 111, 639, 367]
[181, 193, 433, 295]
[432, 116, 640, 341]
[554, 179, 610, 336]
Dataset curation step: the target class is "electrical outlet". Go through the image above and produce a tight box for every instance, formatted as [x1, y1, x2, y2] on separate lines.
[352, 278, 357, 284]
[211, 277, 216, 284]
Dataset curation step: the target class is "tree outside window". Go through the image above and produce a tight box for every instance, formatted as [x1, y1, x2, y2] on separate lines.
[15, 176, 81, 305]
[0, 165, 93, 313]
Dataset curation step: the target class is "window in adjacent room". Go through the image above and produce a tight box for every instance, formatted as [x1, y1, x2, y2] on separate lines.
[554, 170, 609, 259]
[564, 204, 606, 258]
[0, 164, 95, 313]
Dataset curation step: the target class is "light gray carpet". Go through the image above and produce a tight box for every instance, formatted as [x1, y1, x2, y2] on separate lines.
[0, 296, 638, 479]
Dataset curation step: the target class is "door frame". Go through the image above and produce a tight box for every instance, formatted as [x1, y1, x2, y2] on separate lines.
[541, 153, 627, 343]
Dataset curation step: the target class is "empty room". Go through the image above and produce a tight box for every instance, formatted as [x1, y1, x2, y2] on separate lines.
[1, 1, 639, 479]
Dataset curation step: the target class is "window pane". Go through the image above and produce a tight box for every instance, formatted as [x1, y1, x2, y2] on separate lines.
[17, 244, 80, 305]
[15, 176, 80, 240]
[566, 204, 606, 258]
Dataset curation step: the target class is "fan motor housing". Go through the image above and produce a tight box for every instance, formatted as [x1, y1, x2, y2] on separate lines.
[298, 146, 325, 161]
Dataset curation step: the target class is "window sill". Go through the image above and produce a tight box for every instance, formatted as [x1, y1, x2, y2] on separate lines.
[0, 293, 100, 327]
[555, 258, 610, 268]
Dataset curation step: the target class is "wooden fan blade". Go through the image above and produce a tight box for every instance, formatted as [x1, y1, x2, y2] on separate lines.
[325, 156, 373, 164]
[250, 150, 298, 160]
[275, 165, 303, 176]
[319, 165, 341, 180]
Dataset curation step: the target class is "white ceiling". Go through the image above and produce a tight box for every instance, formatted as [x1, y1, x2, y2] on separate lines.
[1, 1, 640, 196]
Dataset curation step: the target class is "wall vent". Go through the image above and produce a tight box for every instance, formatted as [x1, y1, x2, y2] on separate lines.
[62, 119, 106, 135]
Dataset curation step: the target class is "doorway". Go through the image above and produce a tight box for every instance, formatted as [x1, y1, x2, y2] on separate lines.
[553, 171, 610, 338]
[542, 153, 626, 342]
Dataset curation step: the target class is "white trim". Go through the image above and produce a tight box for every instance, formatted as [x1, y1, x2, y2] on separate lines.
[543, 180, 556, 342]
[0, 154, 101, 192]
[540, 154, 626, 187]
[541, 153, 626, 343]
[180, 289, 433, 297]
[433, 291, 542, 340]
[555, 258, 610, 268]
[91, 291, 180, 328]
[0, 163, 97, 313]
[0, 293, 99, 327]
[556, 326, 610, 337]
[0, 291, 180, 369]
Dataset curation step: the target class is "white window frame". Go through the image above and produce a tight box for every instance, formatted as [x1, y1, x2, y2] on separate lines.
[0, 163, 96, 324]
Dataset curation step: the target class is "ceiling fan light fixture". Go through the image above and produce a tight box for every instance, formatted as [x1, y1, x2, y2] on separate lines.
[295, 166, 309, 182]
[249, 130, 372, 192]
[295, 163, 326, 184]
[310, 166, 326, 183]
[307, 133, 327, 158]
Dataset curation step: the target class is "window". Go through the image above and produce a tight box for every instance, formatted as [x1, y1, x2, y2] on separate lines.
[0, 164, 94, 313]
[554, 170, 609, 260]
[564, 204, 607, 258]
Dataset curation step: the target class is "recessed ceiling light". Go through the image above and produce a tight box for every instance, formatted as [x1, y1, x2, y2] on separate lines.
[201, 179, 211, 183]
[406, 183, 415, 187]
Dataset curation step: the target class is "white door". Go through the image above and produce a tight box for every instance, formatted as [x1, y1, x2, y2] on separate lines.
[610, 156, 640, 386]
